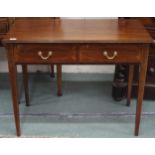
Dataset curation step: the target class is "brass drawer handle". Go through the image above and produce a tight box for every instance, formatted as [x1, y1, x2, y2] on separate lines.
[103, 51, 118, 60]
[38, 51, 53, 60]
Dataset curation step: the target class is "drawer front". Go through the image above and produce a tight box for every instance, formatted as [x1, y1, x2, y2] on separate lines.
[14, 44, 77, 64]
[79, 44, 142, 64]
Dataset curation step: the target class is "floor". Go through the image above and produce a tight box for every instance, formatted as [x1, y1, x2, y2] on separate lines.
[0, 72, 155, 138]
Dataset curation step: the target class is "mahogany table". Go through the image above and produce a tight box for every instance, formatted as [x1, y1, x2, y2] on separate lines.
[2, 18, 152, 136]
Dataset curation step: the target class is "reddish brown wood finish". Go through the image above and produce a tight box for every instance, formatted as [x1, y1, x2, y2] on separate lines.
[79, 44, 142, 64]
[2, 18, 152, 136]
[14, 44, 77, 64]
[135, 46, 149, 136]
[22, 64, 29, 106]
[6, 44, 21, 136]
[3, 18, 152, 44]
[127, 65, 134, 106]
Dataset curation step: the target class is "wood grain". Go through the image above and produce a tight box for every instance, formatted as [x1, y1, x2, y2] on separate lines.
[3, 18, 152, 44]
[3, 18, 152, 136]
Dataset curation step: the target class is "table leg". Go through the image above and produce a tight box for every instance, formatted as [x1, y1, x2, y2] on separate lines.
[8, 60, 21, 136]
[57, 64, 62, 96]
[135, 50, 149, 136]
[50, 65, 55, 78]
[127, 64, 134, 106]
[22, 64, 29, 106]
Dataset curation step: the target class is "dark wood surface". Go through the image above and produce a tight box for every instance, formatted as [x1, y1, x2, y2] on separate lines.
[3, 18, 152, 43]
[113, 17, 155, 100]
[3, 18, 152, 136]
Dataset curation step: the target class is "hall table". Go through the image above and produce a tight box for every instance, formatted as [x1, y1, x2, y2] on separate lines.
[2, 18, 152, 136]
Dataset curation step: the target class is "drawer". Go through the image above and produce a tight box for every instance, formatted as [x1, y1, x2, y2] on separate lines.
[79, 44, 142, 64]
[14, 44, 77, 64]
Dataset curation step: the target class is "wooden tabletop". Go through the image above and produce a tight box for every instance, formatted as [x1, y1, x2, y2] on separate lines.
[2, 18, 153, 44]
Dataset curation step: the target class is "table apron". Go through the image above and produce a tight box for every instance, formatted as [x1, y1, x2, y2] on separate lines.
[12, 43, 146, 64]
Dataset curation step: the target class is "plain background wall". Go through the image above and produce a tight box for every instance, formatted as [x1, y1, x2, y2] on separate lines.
[0, 17, 115, 73]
